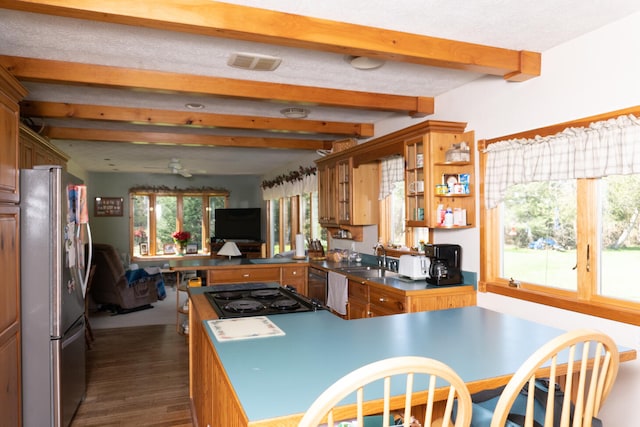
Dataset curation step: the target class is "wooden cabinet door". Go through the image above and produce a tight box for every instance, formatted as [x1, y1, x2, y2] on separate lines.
[18, 125, 68, 170]
[318, 162, 337, 225]
[0, 92, 20, 204]
[0, 333, 20, 426]
[0, 68, 25, 204]
[347, 279, 369, 319]
[281, 266, 307, 295]
[336, 160, 351, 223]
[0, 206, 20, 425]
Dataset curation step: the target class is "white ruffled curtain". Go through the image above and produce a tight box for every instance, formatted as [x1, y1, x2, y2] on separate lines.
[484, 114, 640, 208]
[261, 173, 318, 200]
[379, 156, 404, 200]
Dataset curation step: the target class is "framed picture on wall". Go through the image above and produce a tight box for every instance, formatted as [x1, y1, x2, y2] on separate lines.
[94, 197, 124, 217]
[139, 242, 149, 256]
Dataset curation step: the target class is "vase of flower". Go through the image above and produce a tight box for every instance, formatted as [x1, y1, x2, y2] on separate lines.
[172, 231, 191, 256]
[176, 243, 187, 255]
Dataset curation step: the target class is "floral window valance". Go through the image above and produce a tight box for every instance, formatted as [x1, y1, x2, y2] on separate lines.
[261, 166, 317, 200]
[129, 185, 229, 194]
[484, 114, 640, 208]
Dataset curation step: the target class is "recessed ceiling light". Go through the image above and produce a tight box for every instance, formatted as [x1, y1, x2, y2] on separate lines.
[345, 55, 385, 70]
[185, 103, 205, 110]
[280, 107, 309, 119]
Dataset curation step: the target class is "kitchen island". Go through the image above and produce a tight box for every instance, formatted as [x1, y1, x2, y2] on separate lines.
[187, 287, 637, 427]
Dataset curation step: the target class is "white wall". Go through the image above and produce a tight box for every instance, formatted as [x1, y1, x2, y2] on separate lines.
[376, 12, 640, 425]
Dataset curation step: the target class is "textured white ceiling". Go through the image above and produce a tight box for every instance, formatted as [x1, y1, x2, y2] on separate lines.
[2, 1, 640, 176]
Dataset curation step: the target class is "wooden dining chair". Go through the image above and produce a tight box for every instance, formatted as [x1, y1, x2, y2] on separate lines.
[488, 329, 619, 427]
[298, 356, 473, 427]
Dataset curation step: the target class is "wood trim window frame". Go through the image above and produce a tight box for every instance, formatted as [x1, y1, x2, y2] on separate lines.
[479, 106, 640, 326]
[130, 190, 228, 259]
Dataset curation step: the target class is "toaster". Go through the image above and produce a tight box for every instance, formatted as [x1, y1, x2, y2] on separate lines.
[398, 255, 430, 280]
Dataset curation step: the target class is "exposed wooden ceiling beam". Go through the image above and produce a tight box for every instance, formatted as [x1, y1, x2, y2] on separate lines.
[45, 127, 333, 150]
[21, 101, 374, 138]
[1, 55, 432, 117]
[0, 0, 541, 81]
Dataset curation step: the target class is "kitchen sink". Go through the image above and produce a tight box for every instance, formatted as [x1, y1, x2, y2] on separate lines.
[337, 266, 400, 279]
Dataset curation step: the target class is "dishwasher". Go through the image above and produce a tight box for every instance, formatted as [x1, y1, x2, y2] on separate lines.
[307, 266, 327, 304]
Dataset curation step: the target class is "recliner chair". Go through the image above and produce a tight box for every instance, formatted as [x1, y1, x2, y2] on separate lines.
[89, 243, 161, 312]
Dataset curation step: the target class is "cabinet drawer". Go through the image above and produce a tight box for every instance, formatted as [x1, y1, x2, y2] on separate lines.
[348, 280, 369, 301]
[207, 267, 280, 284]
[369, 287, 405, 314]
[282, 266, 307, 280]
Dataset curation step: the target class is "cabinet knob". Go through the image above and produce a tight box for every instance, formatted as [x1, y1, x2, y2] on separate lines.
[242, 273, 250, 277]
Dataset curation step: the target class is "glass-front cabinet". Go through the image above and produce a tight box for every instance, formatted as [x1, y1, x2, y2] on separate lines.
[405, 121, 475, 229]
[337, 159, 351, 223]
[318, 162, 337, 226]
[316, 156, 379, 229]
[405, 135, 426, 223]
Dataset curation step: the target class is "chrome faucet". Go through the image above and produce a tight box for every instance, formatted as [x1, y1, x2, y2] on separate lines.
[373, 243, 387, 268]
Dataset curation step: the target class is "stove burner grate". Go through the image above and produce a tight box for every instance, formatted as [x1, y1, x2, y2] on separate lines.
[250, 289, 281, 299]
[270, 298, 300, 311]
[223, 299, 266, 313]
[214, 291, 244, 300]
[205, 284, 327, 318]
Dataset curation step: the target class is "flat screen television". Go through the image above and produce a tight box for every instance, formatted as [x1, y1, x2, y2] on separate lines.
[214, 208, 262, 241]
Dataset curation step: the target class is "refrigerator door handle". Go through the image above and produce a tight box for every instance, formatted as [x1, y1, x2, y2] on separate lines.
[81, 223, 93, 298]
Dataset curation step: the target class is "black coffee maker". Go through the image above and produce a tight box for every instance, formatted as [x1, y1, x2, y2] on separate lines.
[424, 244, 462, 285]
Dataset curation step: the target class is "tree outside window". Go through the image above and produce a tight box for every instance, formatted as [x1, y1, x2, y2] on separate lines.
[130, 191, 227, 257]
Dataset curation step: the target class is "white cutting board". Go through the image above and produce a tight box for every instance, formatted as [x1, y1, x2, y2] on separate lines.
[207, 316, 285, 342]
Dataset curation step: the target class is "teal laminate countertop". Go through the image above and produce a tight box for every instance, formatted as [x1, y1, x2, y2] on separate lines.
[202, 306, 571, 423]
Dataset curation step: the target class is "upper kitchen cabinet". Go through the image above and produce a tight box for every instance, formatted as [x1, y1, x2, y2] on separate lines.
[317, 161, 337, 226]
[19, 124, 69, 170]
[316, 156, 379, 227]
[0, 67, 27, 204]
[405, 121, 475, 229]
[337, 158, 379, 225]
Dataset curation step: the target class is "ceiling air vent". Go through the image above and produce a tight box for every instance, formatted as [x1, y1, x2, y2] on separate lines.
[227, 52, 282, 71]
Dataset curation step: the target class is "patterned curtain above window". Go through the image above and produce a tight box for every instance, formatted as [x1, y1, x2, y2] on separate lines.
[484, 114, 640, 208]
[379, 156, 404, 200]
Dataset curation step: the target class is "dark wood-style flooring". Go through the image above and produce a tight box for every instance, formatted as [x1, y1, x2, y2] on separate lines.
[71, 325, 193, 426]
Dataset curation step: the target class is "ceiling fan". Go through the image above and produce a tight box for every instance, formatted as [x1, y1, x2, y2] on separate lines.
[145, 158, 205, 178]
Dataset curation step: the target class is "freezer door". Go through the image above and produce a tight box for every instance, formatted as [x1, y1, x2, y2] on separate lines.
[54, 317, 86, 427]
[21, 317, 86, 427]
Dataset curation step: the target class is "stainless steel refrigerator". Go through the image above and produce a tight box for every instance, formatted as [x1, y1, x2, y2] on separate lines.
[20, 166, 93, 427]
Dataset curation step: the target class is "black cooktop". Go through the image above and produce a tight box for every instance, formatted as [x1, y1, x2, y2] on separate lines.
[205, 284, 324, 319]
